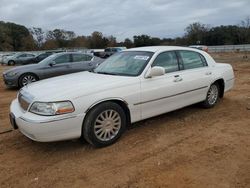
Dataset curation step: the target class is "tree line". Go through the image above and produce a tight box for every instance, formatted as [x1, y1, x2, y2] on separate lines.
[0, 17, 250, 51]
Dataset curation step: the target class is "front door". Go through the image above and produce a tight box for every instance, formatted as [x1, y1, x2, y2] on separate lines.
[42, 54, 72, 79]
[140, 51, 188, 119]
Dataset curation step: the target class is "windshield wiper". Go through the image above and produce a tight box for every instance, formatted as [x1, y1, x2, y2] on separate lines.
[95, 71, 118, 75]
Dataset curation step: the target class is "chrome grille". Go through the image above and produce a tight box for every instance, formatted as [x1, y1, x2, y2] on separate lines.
[18, 93, 31, 111]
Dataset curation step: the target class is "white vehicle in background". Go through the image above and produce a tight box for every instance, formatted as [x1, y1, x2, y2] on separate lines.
[0, 52, 16, 64]
[10, 46, 234, 147]
[189, 45, 209, 52]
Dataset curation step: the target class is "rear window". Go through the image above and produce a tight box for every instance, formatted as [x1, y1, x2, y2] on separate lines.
[178, 51, 207, 70]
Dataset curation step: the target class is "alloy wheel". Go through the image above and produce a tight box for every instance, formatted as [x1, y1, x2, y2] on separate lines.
[94, 110, 121, 142]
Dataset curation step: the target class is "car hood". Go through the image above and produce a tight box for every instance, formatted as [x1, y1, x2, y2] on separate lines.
[21, 71, 138, 101]
[4, 64, 39, 74]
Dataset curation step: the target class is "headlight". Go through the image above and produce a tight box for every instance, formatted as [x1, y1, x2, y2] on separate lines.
[6, 71, 18, 77]
[29, 101, 75, 116]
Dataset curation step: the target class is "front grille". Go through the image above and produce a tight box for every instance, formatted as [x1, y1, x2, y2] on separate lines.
[18, 93, 31, 111]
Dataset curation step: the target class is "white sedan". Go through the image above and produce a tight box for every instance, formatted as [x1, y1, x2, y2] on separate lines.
[10, 46, 235, 147]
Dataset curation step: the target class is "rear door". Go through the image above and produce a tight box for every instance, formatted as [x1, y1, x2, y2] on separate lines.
[71, 53, 95, 72]
[174, 50, 213, 104]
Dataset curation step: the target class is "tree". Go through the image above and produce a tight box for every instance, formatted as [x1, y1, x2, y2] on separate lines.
[185, 22, 210, 45]
[107, 35, 117, 47]
[123, 38, 134, 48]
[0, 21, 36, 51]
[133, 35, 152, 47]
[29, 27, 45, 48]
[89, 31, 108, 48]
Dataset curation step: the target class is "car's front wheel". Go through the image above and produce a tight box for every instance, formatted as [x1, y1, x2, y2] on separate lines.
[202, 83, 220, 108]
[19, 73, 38, 87]
[8, 60, 15, 66]
[82, 102, 126, 147]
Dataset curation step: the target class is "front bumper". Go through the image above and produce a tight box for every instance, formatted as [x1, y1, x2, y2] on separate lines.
[3, 74, 19, 87]
[10, 99, 85, 142]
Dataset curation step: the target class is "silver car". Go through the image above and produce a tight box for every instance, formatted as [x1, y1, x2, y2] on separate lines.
[3, 52, 104, 88]
[2, 52, 35, 65]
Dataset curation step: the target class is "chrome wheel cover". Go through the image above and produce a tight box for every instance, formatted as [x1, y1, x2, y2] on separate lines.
[94, 110, 121, 142]
[207, 85, 218, 105]
[22, 75, 37, 86]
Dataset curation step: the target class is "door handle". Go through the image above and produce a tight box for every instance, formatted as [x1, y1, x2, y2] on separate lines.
[173, 75, 183, 82]
[205, 72, 212, 75]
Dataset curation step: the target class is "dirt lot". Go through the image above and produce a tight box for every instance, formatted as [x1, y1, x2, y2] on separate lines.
[0, 53, 249, 188]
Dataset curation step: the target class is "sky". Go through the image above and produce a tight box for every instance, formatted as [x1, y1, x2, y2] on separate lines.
[0, 0, 249, 41]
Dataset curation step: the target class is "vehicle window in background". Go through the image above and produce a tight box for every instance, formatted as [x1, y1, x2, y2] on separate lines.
[37, 54, 47, 60]
[179, 51, 206, 70]
[38, 53, 58, 65]
[152, 51, 179, 73]
[54, 54, 71, 64]
[95, 51, 153, 76]
[72, 54, 93, 62]
[19, 54, 26, 58]
[26, 54, 34, 57]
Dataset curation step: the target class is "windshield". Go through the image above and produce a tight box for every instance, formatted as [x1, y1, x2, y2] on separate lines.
[94, 51, 153, 76]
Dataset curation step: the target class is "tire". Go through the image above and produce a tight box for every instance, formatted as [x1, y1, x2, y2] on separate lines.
[82, 102, 126, 147]
[202, 83, 220, 108]
[18, 73, 38, 88]
[8, 60, 15, 66]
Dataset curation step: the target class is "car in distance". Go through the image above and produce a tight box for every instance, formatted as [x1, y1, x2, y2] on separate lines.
[189, 45, 208, 52]
[3, 52, 104, 88]
[102, 47, 127, 58]
[2, 52, 35, 65]
[21, 52, 54, 65]
[0, 52, 16, 64]
[9, 46, 234, 147]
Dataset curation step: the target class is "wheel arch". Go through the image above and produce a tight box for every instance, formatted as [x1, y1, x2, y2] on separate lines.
[8, 60, 15, 65]
[212, 78, 225, 98]
[84, 98, 131, 126]
[18, 72, 40, 87]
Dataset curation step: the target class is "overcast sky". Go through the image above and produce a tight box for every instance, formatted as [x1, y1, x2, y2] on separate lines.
[0, 0, 249, 41]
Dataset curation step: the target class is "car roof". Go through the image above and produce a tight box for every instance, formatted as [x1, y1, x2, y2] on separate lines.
[125, 46, 202, 53]
[57, 52, 92, 55]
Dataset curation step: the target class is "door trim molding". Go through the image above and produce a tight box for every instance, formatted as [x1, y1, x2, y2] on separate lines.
[134, 86, 208, 105]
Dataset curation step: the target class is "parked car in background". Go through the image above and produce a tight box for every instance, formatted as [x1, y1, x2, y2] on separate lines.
[21, 52, 54, 65]
[89, 49, 105, 58]
[9, 46, 234, 147]
[102, 47, 127, 58]
[189, 45, 208, 52]
[3, 52, 104, 88]
[2, 52, 35, 65]
[0, 52, 16, 64]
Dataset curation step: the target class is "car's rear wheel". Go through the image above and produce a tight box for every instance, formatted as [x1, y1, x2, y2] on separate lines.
[19, 73, 38, 87]
[8, 60, 15, 66]
[82, 102, 126, 147]
[202, 83, 220, 108]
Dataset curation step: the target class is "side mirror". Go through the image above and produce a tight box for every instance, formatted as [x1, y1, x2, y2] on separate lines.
[145, 66, 165, 78]
[49, 61, 56, 66]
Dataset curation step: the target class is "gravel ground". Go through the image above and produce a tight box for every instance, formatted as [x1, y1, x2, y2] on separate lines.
[0, 52, 249, 188]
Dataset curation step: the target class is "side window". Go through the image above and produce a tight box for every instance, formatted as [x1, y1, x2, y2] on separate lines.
[38, 54, 47, 60]
[54, 54, 71, 64]
[152, 51, 179, 73]
[72, 54, 93, 62]
[19, 54, 26, 57]
[179, 51, 206, 70]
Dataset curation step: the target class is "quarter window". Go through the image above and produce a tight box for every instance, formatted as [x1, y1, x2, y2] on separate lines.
[152, 51, 179, 73]
[179, 51, 206, 70]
